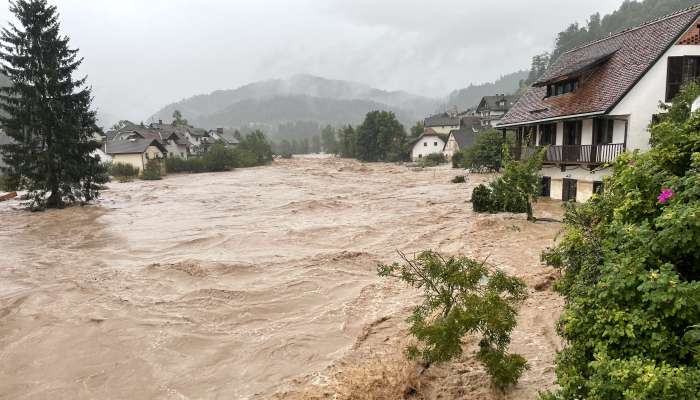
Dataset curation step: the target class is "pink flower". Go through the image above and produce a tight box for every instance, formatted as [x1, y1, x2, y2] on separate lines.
[658, 188, 674, 204]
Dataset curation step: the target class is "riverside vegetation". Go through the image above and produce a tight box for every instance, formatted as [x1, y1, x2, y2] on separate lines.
[539, 84, 700, 399]
[379, 251, 529, 392]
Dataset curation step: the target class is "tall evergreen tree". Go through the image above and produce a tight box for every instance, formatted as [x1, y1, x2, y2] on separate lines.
[0, 0, 107, 209]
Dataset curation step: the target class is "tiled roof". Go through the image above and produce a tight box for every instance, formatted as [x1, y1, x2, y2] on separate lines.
[106, 139, 167, 155]
[499, 5, 700, 127]
[450, 129, 477, 149]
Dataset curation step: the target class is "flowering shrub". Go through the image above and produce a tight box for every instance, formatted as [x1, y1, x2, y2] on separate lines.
[540, 83, 700, 399]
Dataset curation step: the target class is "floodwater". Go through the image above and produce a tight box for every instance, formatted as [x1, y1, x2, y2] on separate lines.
[0, 156, 564, 399]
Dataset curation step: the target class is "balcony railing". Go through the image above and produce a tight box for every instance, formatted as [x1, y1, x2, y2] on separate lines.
[511, 143, 625, 165]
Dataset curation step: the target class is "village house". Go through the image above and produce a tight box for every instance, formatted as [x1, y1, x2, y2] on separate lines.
[497, 5, 700, 203]
[424, 112, 460, 135]
[208, 128, 241, 147]
[106, 138, 168, 173]
[476, 94, 516, 128]
[411, 127, 447, 161]
[443, 116, 482, 160]
[108, 121, 190, 159]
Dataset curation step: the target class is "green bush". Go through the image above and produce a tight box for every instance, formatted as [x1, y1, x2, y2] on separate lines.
[164, 157, 191, 173]
[471, 146, 544, 221]
[472, 184, 494, 212]
[378, 251, 528, 391]
[452, 150, 465, 169]
[230, 147, 258, 168]
[462, 129, 513, 172]
[110, 162, 139, 182]
[141, 159, 162, 180]
[452, 175, 466, 184]
[540, 83, 700, 399]
[0, 174, 19, 191]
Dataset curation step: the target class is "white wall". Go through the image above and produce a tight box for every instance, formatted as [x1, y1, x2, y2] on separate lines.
[412, 136, 446, 161]
[610, 43, 700, 151]
[443, 135, 460, 159]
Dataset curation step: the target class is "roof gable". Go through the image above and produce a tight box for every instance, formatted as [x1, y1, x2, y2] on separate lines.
[500, 6, 700, 127]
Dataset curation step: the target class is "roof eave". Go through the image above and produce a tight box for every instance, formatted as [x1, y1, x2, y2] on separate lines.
[496, 111, 607, 128]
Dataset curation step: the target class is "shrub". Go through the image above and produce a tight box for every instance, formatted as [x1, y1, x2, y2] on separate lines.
[110, 162, 139, 182]
[452, 175, 466, 184]
[472, 184, 494, 212]
[378, 251, 528, 391]
[164, 157, 191, 173]
[540, 83, 700, 399]
[230, 147, 258, 168]
[141, 159, 162, 180]
[0, 174, 19, 192]
[452, 150, 465, 169]
[462, 129, 513, 172]
[471, 146, 544, 221]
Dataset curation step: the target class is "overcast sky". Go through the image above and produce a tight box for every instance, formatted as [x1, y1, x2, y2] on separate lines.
[0, 0, 623, 124]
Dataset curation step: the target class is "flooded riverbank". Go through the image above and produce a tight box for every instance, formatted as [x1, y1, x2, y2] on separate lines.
[0, 156, 564, 399]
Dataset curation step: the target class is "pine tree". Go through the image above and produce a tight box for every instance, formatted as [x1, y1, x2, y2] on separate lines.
[0, 0, 107, 209]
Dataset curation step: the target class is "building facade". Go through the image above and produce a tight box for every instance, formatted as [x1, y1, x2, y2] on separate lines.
[497, 6, 700, 202]
[411, 128, 447, 161]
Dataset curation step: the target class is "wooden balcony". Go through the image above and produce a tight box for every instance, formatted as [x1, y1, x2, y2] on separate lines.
[511, 143, 625, 165]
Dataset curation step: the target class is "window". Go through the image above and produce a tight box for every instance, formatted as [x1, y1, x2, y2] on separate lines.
[666, 56, 700, 102]
[434, 142, 438, 146]
[424, 142, 428, 147]
[593, 118, 614, 145]
[593, 181, 604, 195]
[541, 177, 552, 197]
[539, 124, 556, 145]
[546, 79, 578, 97]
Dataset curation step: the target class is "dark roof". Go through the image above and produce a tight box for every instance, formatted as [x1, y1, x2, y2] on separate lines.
[500, 5, 700, 127]
[106, 139, 167, 155]
[424, 113, 459, 127]
[476, 95, 517, 112]
[450, 129, 477, 149]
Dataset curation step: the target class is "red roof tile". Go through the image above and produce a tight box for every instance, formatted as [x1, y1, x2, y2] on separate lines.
[499, 6, 700, 127]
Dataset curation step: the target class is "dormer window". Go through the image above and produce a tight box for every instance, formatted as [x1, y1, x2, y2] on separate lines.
[546, 79, 578, 97]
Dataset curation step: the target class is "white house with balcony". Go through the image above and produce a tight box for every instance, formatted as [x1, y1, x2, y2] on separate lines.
[497, 5, 700, 202]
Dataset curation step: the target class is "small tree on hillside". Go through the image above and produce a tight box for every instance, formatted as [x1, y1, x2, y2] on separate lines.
[172, 110, 188, 126]
[0, 0, 108, 209]
[321, 125, 339, 154]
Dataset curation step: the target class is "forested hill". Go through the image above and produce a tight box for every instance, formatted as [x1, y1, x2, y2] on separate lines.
[446, 70, 528, 110]
[552, 0, 698, 61]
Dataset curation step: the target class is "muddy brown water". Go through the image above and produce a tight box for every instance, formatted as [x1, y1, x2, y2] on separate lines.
[0, 156, 564, 399]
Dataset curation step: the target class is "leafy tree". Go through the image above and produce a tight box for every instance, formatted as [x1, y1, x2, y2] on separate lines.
[239, 130, 273, 165]
[540, 84, 700, 399]
[172, 110, 188, 126]
[311, 134, 321, 153]
[460, 129, 512, 171]
[0, 0, 108, 209]
[356, 111, 407, 162]
[321, 125, 339, 154]
[472, 146, 545, 221]
[379, 251, 528, 391]
[338, 124, 356, 158]
[410, 121, 425, 139]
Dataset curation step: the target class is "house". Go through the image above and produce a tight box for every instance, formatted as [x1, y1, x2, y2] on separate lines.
[476, 94, 516, 127]
[443, 116, 482, 159]
[106, 139, 168, 173]
[497, 5, 700, 203]
[411, 127, 447, 161]
[108, 121, 190, 159]
[424, 112, 460, 134]
[208, 128, 241, 147]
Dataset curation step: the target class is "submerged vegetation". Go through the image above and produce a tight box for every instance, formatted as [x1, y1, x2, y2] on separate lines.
[379, 251, 528, 391]
[540, 84, 700, 399]
[472, 146, 545, 221]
